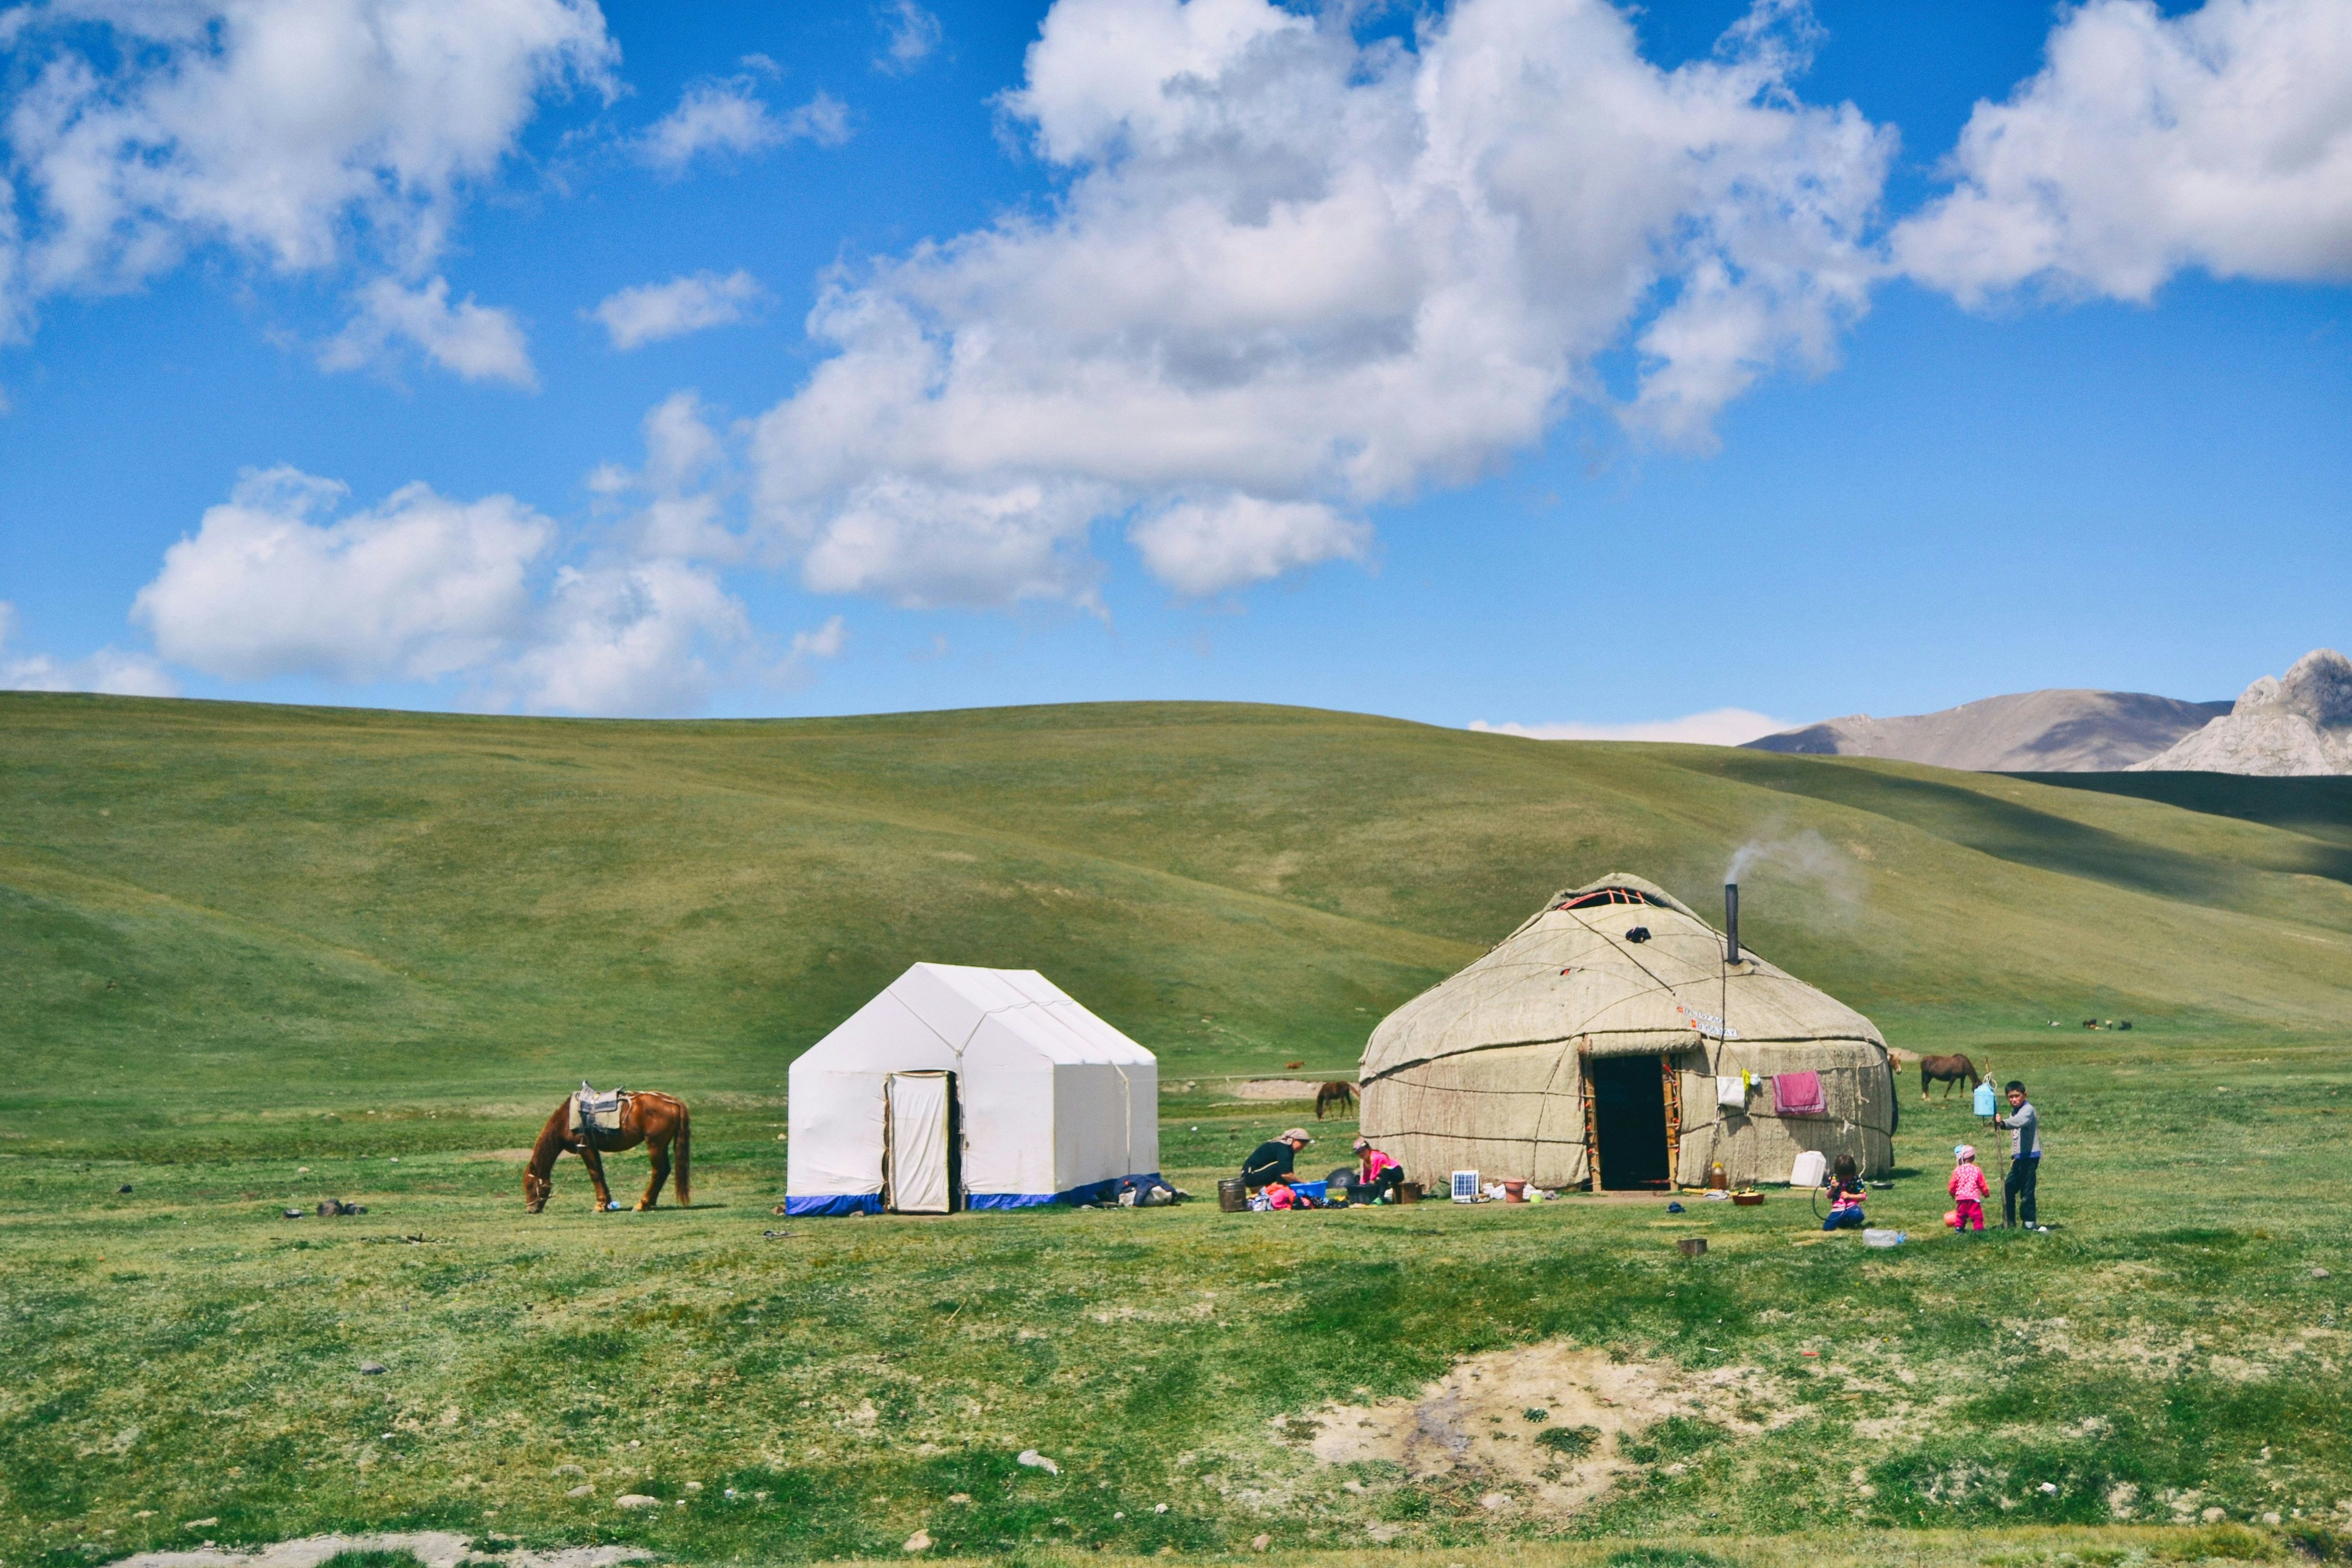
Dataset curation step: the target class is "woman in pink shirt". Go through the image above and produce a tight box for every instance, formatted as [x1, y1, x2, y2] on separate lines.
[1353, 1138, 1406, 1204]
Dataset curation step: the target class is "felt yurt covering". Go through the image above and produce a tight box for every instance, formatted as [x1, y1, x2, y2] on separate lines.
[787, 963, 1160, 1216]
[1358, 875, 1896, 1188]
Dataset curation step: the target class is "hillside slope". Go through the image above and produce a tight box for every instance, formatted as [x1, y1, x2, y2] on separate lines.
[4, 694, 2349, 1119]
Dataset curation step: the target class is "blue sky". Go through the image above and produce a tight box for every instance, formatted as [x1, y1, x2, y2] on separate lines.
[1, 0, 2345, 737]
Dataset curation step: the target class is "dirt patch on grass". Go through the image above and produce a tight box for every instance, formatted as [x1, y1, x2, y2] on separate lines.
[103, 1534, 649, 1568]
[1227, 1080, 1322, 1101]
[1296, 1339, 1786, 1516]
[462, 1149, 536, 1163]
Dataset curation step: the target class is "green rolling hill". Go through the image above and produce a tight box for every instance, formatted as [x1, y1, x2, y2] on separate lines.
[5, 692, 2348, 1120]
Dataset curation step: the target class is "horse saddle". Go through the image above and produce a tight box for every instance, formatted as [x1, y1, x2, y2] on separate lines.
[570, 1083, 628, 1142]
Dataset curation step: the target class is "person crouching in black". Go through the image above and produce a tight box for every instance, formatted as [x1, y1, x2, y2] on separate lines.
[1242, 1128, 1313, 1191]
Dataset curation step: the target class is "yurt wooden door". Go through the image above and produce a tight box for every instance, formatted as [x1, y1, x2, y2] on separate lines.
[884, 1071, 959, 1213]
[1589, 1054, 1674, 1190]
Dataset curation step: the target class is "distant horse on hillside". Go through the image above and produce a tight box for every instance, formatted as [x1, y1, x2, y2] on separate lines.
[1315, 1081, 1358, 1120]
[524, 1090, 692, 1212]
[1918, 1054, 1982, 1102]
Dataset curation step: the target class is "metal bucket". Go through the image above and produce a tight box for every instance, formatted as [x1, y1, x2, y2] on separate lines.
[1218, 1178, 1248, 1213]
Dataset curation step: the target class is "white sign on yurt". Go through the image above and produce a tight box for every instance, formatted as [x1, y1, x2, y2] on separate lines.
[786, 963, 1160, 1216]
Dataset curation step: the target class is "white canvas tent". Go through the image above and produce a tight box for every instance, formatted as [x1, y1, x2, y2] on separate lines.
[786, 963, 1160, 1216]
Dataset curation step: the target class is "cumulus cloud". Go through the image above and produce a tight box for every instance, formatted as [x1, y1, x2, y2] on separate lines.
[592, 390, 745, 561]
[1129, 495, 1369, 597]
[0, 602, 179, 697]
[773, 612, 849, 689]
[503, 557, 750, 716]
[1468, 709, 1794, 746]
[876, 1, 944, 75]
[321, 275, 536, 386]
[122, 436, 811, 716]
[590, 269, 768, 350]
[0, 0, 612, 343]
[745, 0, 1892, 608]
[1894, 0, 2352, 304]
[131, 467, 554, 681]
[641, 79, 851, 175]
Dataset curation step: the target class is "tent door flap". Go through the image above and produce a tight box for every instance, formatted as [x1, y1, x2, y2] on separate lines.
[884, 1071, 957, 1214]
[1590, 1053, 1672, 1191]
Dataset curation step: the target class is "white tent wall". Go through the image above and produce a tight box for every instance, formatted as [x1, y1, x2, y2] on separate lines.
[786, 963, 1160, 1216]
[1050, 1058, 1158, 1205]
[958, 1027, 1056, 1202]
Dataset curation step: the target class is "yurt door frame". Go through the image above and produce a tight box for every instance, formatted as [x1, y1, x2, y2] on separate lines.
[883, 1070, 961, 1214]
[1584, 1052, 1681, 1191]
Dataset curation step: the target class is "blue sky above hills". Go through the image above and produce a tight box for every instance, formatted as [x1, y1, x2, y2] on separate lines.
[0, 0, 2345, 736]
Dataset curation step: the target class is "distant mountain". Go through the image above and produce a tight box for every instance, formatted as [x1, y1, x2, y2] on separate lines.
[2130, 649, 2352, 776]
[1742, 689, 2232, 773]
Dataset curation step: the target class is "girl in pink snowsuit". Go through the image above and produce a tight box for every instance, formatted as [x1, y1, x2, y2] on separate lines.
[1948, 1144, 1989, 1231]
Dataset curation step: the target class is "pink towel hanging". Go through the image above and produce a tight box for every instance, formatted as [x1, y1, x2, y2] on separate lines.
[1774, 1070, 1826, 1116]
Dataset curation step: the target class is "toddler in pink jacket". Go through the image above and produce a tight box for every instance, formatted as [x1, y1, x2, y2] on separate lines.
[1947, 1144, 1989, 1231]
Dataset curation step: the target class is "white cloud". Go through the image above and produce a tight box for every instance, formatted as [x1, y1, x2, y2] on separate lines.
[503, 557, 750, 716]
[0, 0, 612, 342]
[0, 602, 179, 696]
[1468, 709, 1794, 746]
[321, 275, 535, 386]
[1129, 494, 1369, 597]
[641, 79, 850, 175]
[131, 467, 553, 681]
[773, 612, 849, 688]
[779, 92, 854, 149]
[1894, 0, 2352, 305]
[126, 463, 783, 715]
[799, 474, 1115, 609]
[590, 269, 768, 350]
[592, 390, 745, 561]
[877, 1, 944, 75]
[746, 0, 1891, 608]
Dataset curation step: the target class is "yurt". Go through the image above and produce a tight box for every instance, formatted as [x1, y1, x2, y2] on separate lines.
[1358, 874, 1896, 1189]
[786, 963, 1159, 1216]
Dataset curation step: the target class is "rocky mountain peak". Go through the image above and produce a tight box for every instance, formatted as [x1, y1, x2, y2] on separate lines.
[2131, 649, 2352, 776]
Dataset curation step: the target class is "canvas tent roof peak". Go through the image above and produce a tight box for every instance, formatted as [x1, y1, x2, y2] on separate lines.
[1550, 873, 1704, 922]
[1363, 873, 1883, 1083]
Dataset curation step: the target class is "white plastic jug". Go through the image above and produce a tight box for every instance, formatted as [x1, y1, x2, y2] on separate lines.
[1863, 1228, 1906, 1248]
[1973, 1079, 1998, 1117]
[1787, 1149, 1827, 1189]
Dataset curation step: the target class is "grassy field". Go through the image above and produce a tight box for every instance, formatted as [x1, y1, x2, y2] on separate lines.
[4, 694, 2350, 1566]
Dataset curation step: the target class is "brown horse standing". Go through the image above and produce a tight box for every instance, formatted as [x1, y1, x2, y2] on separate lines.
[1314, 1081, 1359, 1120]
[524, 1091, 692, 1212]
[1918, 1054, 1982, 1102]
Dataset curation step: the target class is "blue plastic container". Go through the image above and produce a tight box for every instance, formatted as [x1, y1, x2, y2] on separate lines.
[1973, 1079, 1998, 1117]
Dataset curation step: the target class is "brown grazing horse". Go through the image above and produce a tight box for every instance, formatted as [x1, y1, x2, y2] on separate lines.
[1918, 1053, 1982, 1101]
[1314, 1081, 1358, 1119]
[524, 1091, 692, 1212]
